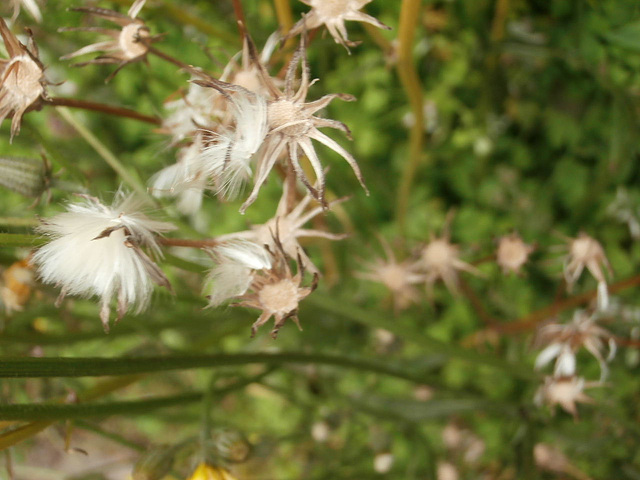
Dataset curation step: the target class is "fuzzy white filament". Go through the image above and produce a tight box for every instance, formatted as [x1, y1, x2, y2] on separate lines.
[205, 240, 272, 307]
[33, 193, 175, 331]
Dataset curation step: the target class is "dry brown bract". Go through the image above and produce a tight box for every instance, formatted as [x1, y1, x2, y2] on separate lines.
[287, 0, 390, 50]
[10, 0, 42, 23]
[233, 239, 318, 339]
[60, 0, 158, 80]
[0, 18, 47, 140]
[241, 32, 367, 212]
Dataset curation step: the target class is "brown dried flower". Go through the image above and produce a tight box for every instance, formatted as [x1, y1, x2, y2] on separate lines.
[534, 310, 615, 381]
[233, 238, 318, 338]
[0, 17, 48, 140]
[60, 0, 159, 80]
[416, 217, 480, 297]
[535, 376, 598, 418]
[287, 0, 391, 50]
[563, 232, 612, 289]
[241, 32, 367, 211]
[356, 238, 424, 312]
[496, 233, 534, 275]
[218, 181, 347, 273]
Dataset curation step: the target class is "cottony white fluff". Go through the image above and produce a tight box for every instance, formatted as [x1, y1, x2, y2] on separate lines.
[205, 240, 271, 307]
[198, 91, 268, 201]
[33, 193, 175, 330]
[150, 138, 207, 215]
[163, 80, 219, 143]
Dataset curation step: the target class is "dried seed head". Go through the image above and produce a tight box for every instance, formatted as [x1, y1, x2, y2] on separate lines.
[33, 192, 175, 331]
[60, 0, 158, 80]
[233, 238, 318, 338]
[286, 0, 391, 50]
[417, 232, 480, 298]
[534, 310, 615, 381]
[0, 18, 48, 140]
[218, 183, 347, 273]
[496, 233, 534, 274]
[239, 32, 367, 212]
[535, 376, 597, 418]
[564, 232, 611, 287]
[357, 238, 424, 312]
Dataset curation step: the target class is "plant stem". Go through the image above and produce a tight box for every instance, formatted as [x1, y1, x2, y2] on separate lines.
[395, 0, 424, 235]
[273, 0, 294, 34]
[495, 274, 640, 334]
[231, 0, 246, 30]
[46, 98, 161, 125]
[55, 107, 149, 200]
[148, 46, 214, 81]
[0, 218, 39, 228]
[0, 375, 141, 450]
[0, 352, 431, 384]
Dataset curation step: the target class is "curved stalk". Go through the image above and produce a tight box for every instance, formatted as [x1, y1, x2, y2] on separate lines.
[395, 0, 424, 234]
[46, 98, 161, 125]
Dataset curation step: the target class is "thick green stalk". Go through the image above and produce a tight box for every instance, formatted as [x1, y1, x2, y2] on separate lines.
[395, 0, 425, 234]
[0, 352, 431, 383]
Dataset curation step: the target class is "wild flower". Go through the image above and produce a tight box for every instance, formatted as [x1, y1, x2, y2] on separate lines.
[356, 238, 425, 312]
[33, 192, 175, 331]
[534, 310, 616, 381]
[230, 237, 318, 338]
[9, 0, 42, 23]
[496, 233, 534, 275]
[217, 182, 347, 273]
[187, 463, 238, 480]
[240, 33, 367, 212]
[60, 0, 159, 80]
[535, 376, 597, 417]
[0, 17, 48, 140]
[562, 232, 612, 310]
[286, 0, 391, 50]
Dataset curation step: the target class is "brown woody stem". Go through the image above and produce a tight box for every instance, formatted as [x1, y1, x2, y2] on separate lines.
[148, 46, 215, 81]
[494, 274, 640, 334]
[46, 97, 161, 126]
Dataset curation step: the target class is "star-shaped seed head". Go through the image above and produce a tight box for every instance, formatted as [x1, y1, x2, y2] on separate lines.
[0, 18, 48, 140]
[233, 237, 318, 339]
[286, 0, 391, 51]
[496, 233, 534, 275]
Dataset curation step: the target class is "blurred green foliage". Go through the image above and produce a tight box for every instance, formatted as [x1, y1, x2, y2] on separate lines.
[1, 0, 640, 479]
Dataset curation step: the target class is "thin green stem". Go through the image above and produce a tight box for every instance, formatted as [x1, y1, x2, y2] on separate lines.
[46, 98, 161, 126]
[0, 352, 431, 384]
[0, 218, 38, 228]
[395, 0, 424, 234]
[55, 107, 149, 200]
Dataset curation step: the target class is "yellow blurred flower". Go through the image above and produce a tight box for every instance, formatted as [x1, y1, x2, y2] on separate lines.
[187, 463, 238, 480]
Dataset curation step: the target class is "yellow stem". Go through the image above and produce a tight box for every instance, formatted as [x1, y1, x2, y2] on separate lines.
[395, 0, 424, 235]
[273, 0, 294, 33]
